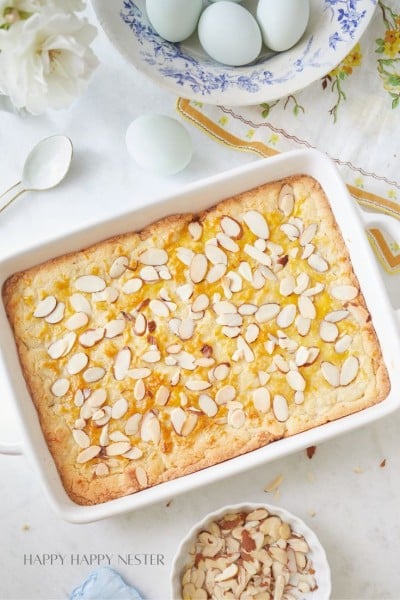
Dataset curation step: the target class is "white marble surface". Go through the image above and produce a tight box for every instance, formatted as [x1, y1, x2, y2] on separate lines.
[0, 4, 400, 600]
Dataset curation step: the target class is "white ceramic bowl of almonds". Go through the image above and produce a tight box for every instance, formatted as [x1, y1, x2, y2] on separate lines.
[170, 503, 331, 600]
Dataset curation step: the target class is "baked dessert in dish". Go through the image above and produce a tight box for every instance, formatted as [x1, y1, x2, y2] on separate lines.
[2, 175, 390, 505]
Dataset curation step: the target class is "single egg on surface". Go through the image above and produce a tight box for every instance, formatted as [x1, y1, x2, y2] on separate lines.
[198, 1, 262, 67]
[146, 0, 203, 42]
[126, 114, 193, 176]
[257, 0, 310, 52]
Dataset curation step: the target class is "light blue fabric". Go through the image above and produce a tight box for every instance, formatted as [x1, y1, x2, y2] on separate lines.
[70, 567, 144, 600]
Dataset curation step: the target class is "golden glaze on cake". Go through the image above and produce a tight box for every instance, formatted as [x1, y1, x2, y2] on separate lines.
[2, 175, 390, 505]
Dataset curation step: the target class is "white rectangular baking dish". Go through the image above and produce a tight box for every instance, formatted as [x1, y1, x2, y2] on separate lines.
[1, 149, 399, 523]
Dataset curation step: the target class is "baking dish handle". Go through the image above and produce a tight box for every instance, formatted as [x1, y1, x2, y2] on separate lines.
[361, 211, 400, 326]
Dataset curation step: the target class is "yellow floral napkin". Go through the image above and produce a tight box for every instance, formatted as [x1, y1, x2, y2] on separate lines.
[178, 0, 400, 274]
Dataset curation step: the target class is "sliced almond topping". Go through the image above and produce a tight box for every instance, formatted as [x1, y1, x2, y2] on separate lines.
[205, 244, 227, 266]
[213, 300, 237, 315]
[176, 351, 196, 371]
[125, 413, 142, 436]
[305, 347, 320, 365]
[140, 411, 161, 444]
[303, 282, 325, 296]
[274, 355, 289, 373]
[75, 275, 106, 293]
[228, 408, 246, 429]
[47, 332, 76, 359]
[278, 184, 294, 216]
[321, 361, 340, 387]
[111, 397, 129, 419]
[255, 303, 280, 323]
[258, 371, 270, 386]
[216, 313, 242, 327]
[139, 248, 168, 266]
[245, 323, 259, 344]
[87, 389, 107, 408]
[178, 318, 195, 341]
[51, 378, 70, 397]
[95, 463, 109, 476]
[206, 263, 227, 284]
[140, 266, 159, 282]
[259, 264, 277, 282]
[106, 441, 131, 456]
[216, 385, 236, 405]
[188, 220, 202, 241]
[331, 284, 358, 301]
[79, 327, 105, 348]
[320, 320, 339, 342]
[134, 379, 146, 401]
[76, 445, 100, 464]
[83, 367, 106, 383]
[192, 294, 210, 313]
[128, 367, 152, 380]
[273, 395, 289, 422]
[109, 430, 130, 442]
[238, 303, 257, 316]
[190, 253, 208, 283]
[280, 223, 299, 241]
[213, 363, 230, 381]
[294, 391, 304, 405]
[181, 413, 198, 437]
[149, 299, 169, 317]
[253, 387, 270, 413]
[340, 356, 359, 386]
[93, 286, 119, 303]
[335, 334, 352, 354]
[185, 379, 212, 391]
[67, 352, 88, 375]
[167, 343, 182, 354]
[142, 349, 161, 364]
[301, 243, 315, 260]
[123, 447, 143, 460]
[199, 394, 218, 417]
[45, 301, 65, 324]
[132, 313, 147, 337]
[34, 295, 57, 318]
[300, 223, 318, 246]
[74, 389, 85, 407]
[294, 272, 310, 295]
[326, 309, 349, 323]
[295, 346, 310, 367]
[176, 283, 194, 302]
[109, 256, 129, 278]
[65, 312, 89, 331]
[237, 336, 255, 363]
[244, 244, 272, 267]
[122, 278, 143, 294]
[286, 370, 306, 392]
[243, 210, 269, 239]
[72, 429, 90, 449]
[113, 347, 131, 380]
[176, 247, 195, 266]
[298, 295, 316, 319]
[220, 215, 243, 238]
[135, 466, 148, 487]
[276, 304, 296, 329]
[70, 293, 92, 315]
[171, 407, 186, 435]
[307, 254, 329, 272]
[155, 385, 170, 406]
[225, 271, 242, 293]
[216, 232, 239, 253]
[104, 319, 124, 339]
[252, 268, 265, 290]
[238, 261, 252, 282]
[221, 326, 241, 338]
[280, 275, 295, 297]
[295, 315, 311, 336]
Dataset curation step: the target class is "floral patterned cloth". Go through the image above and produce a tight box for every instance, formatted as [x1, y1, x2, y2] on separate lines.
[178, 0, 400, 274]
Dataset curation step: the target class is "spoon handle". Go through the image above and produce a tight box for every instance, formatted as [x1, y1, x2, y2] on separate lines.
[0, 188, 26, 214]
[0, 180, 21, 200]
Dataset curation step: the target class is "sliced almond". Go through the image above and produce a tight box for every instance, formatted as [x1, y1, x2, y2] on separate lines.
[245, 323, 259, 344]
[65, 312, 89, 331]
[155, 385, 170, 406]
[199, 394, 218, 417]
[286, 370, 306, 392]
[140, 411, 161, 444]
[123, 447, 143, 460]
[142, 349, 161, 363]
[280, 223, 299, 240]
[67, 352, 88, 375]
[47, 332, 76, 359]
[135, 466, 148, 487]
[178, 318, 195, 341]
[111, 397, 129, 419]
[220, 215, 242, 238]
[149, 299, 169, 318]
[128, 367, 151, 379]
[188, 220, 202, 241]
[300, 223, 318, 246]
[95, 463, 109, 477]
[140, 266, 159, 282]
[276, 304, 296, 328]
[278, 184, 294, 216]
[213, 363, 230, 381]
[227, 408, 246, 429]
[273, 395, 289, 422]
[76, 445, 100, 463]
[34, 296, 57, 318]
[185, 379, 212, 391]
[243, 210, 269, 239]
[70, 293, 92, 316]
[280, 275, 295, 297]
[75, 275, 106, 293]
[340, 356, 359, 386]
[125, 414, 142, 436]
[216, 385, 236, 405]
[79, 327, 105, 348]
[331, 284, 358, 301]
[87, 389, 107, 408]
[238, 261, 252, 282]
[244, 244, 272, 267]
[139, 248, 168, 266]
[258, 371, 270, 386]
[206, 263, 227, 284]
[294, 391, 304, 405]
[252, 268, 265, 290]
[192, 294, 210, 313]
[255, 303, 280, 323]
[237, 336, 255, 363]
[113, 347, 131, 380]
[319, 320, 338, 344]
[190, 253, 208, 283]
[51, 378, 70, 397]
[225, 271, 242, 293]
[222, 326, 241, 338]
[321, 361, 340, 387]
[259, 264, 277, 282]
[45, 301, 65, 324]
[303, 282, 325, 297]
[103, 319, 124, 339]
[176, 283, 194, 302]
[83, 367, 106, 383]
[238, 303, 257, 316]
[307, 254, 329, 272]
[305, 347, 320, 365]
[176, 247, 194, 266]
[171, 407, 186, 435]
[122, 278, 143, 294]
[301, 243, 315, 260]
[205, 244, 227, 266]
[253, 387, 270, 413]
[92, 286, 119, 303]
[294, 272, 310, 295]
[106, 441, 131, 456]
[274, 355, 289, 373]
[72, 429, 90, 449]
[109, 256, 129, 278]
[298, 295, 316, 319]
[295, 315, 311, 336]
[213, 300, 237, 315]
[216, 232, 239, 253]
[181, 413, 198, 437]
[325, 309, 349, 323]
[134, 379, 146, 401]
[216, 313, 242, 327]
[335, 334, 352, 354]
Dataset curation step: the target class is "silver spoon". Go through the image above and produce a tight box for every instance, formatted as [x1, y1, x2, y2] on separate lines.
[0, 135, 73, 214]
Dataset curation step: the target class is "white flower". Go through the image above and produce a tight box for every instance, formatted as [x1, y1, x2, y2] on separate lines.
[0, 0, 84, 24]
[0, 9, 98, 114]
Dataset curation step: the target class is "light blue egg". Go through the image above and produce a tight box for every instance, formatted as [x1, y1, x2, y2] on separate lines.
[70, 567, 143, 600]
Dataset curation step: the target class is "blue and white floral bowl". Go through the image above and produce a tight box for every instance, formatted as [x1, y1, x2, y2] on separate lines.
[91, 0, 377, 106]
